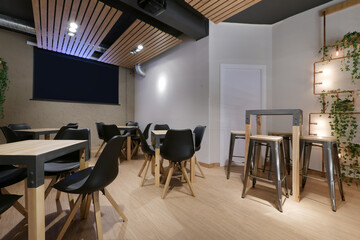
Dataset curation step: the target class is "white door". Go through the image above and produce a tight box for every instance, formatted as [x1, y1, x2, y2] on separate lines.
[220, 64, 265, 167]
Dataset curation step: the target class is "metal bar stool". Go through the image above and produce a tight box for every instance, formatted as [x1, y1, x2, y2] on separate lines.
[263, 131, 292, 175]
[300, 136, 345, 211]
[227, 131, 245, 179]
[242, 135, 289, 212]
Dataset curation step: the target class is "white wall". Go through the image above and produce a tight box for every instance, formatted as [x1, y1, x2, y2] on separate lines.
[209, 22, 272, 164]
[134, 36, 210, 163]
[272, 0, 360, 170]
[0, 28, 135, 147]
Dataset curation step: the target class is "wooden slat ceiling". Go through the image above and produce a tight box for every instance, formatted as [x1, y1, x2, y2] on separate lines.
[98, 20, 182, 69]
[31, 0, 122, 58]
[185, 0, 262, 24]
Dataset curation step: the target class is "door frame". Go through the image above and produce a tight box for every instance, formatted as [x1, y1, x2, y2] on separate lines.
[219, 64, 267, 166]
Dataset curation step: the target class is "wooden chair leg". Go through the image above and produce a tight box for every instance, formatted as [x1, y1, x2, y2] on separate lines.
[67, 193, 75, 210]
[104, 188, 128, 222]
[83, 194, 92, 219]
[181, 161, 196, 197]
[162, 162, 174, 199]
[56, 194, 83, 240]
[2, 188, 27, 218]
[195, 157, 205, 178]
[95, 141, 105, 157]
[45, 177, 58, 199]
[161, 163, 171, 184]
[93, 191, 103, 240]
[138, 158, 148, 177]
[56, 190, 61, 200]
[140, 160, 151, 187]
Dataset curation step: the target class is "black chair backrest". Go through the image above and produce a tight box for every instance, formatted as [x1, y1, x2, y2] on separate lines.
[66, 123, 78, 128]
[81, 136, 126, 193]
[143, 123, 152, 140]
[154, 124, 170, 131]
[160, 129, 194, 162]
[8, 123, 31, 130]
[137, 129, 154, 155]
[95, 122, 105, 139]
[54, 125, 78, 140]
[1, 127, 21, 143]
[125, 121, 138, 136]
[102, 124, 121, 142]
[0, 193, 22, 215]
[193, 125, 206, 151]
[57, 128, 91, 161]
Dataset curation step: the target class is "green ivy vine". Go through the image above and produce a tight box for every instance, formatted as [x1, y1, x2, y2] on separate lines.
[0, 58, 10, 119]
[318, 90, 360, 185]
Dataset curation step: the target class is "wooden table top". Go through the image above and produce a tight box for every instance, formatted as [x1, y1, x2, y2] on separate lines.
[152, 130, 167, 135]
[0, 140, 87, 156]
[14, 128, 59, 133]
[117, 125, 139, 129]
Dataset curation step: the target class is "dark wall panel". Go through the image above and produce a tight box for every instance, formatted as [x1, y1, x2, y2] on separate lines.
[33, 48, 119, 105]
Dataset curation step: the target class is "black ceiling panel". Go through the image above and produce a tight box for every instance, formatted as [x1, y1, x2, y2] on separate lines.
[0, 0, 34, 25]
[225, 0, 333, 24]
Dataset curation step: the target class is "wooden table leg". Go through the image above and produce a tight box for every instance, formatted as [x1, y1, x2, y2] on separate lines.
[44, 134, 50, 140]
[155, 148, 160, 187]
[28, 185, 45, 240]
[127, 136, 131, 161]
[190, 155, 195, 183]
[256, 115, 262, 168]
[292, 125, 301, 202]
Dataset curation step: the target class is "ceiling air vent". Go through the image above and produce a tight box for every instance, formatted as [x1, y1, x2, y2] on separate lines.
[137, 0, 166, 16]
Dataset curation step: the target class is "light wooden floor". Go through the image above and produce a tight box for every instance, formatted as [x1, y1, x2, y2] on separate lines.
[1, 149, 359, 240]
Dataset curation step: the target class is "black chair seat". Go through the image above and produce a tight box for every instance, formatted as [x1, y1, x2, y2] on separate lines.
[131, 136, 140, 141]
[0, 194, 22, 214]
[53, 167, 93, 194]
[0, 165, 27, 188]
[44, 162, 80, 176]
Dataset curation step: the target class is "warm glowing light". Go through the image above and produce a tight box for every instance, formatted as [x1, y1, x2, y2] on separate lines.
[322, 68, 330, 76]
[69, 22, 78, 29]
[336, 46, 339, 57]
[338, 153, 342, 158]
[157, 75, 167, 93]
[69, 27, 77, 33]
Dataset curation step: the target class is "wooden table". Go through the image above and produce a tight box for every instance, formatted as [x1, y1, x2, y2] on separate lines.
[117, 126, 138, 161]
[151, 130, 196, 187]
[0, 140, 88, 240]
[244, 109, 303, 202]
[14, 128, 59, 140]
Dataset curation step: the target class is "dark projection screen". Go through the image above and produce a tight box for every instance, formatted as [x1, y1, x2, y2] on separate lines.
[33, 48, 119, 105]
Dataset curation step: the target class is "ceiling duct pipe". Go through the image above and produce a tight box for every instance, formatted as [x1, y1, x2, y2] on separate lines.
[0, 14, 107, 53]
[135, 64, 146, 77]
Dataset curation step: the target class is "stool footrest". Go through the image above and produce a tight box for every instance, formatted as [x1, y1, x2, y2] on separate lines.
[250, 175, 287, 184]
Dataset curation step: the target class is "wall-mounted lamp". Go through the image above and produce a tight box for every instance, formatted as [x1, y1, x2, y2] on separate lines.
[315, 82, 323, 85]
[130, 44, 144, 55]
[336, 45, 339, 57]
[68, 22, 79, 37]
[315, 71, 323, 74]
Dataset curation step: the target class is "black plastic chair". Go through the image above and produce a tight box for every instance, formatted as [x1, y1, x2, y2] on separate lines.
[1, 126, 22, 143]
[8, 123, 31, 130]
[143, 123, 152, 140]
[8, 123, 33, 140]
[44, 128, 91, 200]
[160, 129, 195, 199]
[66, 123, 78, 128]
[0, 193, 22, 215]
[0, 165, 27, 217]
[154, 124, 170, 130]
[192, 125, 206, 178]
[137, 129, 156, 186]
[54, 125, 78, 140]
[95, 122, 105, 157]
[53, 136, 128, 240]
[102, 124, 126, 160]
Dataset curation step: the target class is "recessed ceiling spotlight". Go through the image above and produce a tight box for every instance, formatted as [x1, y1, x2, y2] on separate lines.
[69, 27, 77, 33]
[130, 44, 145, 55]
[68, 32, 75, 37]
[69, 22, 78, 29]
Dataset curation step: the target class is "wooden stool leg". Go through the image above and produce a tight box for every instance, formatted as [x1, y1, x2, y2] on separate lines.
[272, 142, 283, 212]
[93, 191, 103, 240]
[162, 163, 174, 199]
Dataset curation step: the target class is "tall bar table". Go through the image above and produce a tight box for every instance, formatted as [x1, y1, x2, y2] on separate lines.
[245, 109, 303, 202]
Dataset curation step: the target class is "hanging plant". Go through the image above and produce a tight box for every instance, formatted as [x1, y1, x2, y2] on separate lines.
[0, 58, 10, 119]
[318, 90, 360, 185]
